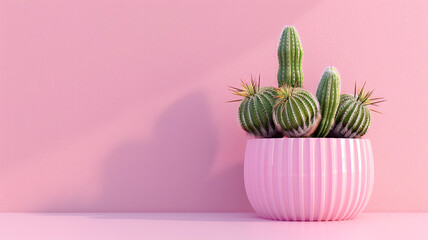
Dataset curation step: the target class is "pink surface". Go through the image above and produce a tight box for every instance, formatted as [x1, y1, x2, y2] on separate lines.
[0, 213, 427, 240]
[244, 138, 374, 221]
[0, 0, 427, 212]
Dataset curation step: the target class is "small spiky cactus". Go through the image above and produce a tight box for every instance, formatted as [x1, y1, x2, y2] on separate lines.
[314, 67, 341, 137]
[329, 83, 385, 138]
[273, 87, 321, 137]
[229, 76, 281, 138]
[277, 26, 303, 88]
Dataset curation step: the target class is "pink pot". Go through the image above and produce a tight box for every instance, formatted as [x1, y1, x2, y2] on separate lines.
[244, 138, 374, 221]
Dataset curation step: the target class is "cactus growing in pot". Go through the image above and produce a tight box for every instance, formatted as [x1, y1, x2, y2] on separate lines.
[277, 26, 303, 88]
[229, 76, 281, 138]
[273, 87, 321, 137]
[229, 25, 386, 222]
[313, 67, 341, 137]
[329, 83, 385, 138]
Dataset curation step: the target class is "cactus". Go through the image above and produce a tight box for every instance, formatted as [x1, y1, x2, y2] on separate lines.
[277, 26, 303, 88]
[314, 67, 341, 137]
[329, 83, 385, 138]
[273, 87, 321, 137]
[229, 77, 281, 138]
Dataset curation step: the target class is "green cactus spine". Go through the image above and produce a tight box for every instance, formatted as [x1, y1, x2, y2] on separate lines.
[277, 26, 303, 88]
[273, 87, 321, 137]
[330, 84, 385, 138]
[230, 77, 280, 138]
[314, 67, 341, 137]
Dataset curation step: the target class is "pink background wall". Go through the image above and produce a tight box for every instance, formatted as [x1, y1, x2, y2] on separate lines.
[0, 0, 427, 212]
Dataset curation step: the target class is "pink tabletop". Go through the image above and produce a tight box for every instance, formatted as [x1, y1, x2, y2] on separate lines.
[0, 212, 426, 240]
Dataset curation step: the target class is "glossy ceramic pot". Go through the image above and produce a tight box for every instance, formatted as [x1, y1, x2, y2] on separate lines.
[244, 138, 374, 221]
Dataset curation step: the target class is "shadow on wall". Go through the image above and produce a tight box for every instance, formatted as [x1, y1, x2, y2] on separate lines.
[96, 91, 250, 211]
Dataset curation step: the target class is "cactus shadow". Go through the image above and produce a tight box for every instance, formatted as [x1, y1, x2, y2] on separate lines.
[96, 91, 222, 211]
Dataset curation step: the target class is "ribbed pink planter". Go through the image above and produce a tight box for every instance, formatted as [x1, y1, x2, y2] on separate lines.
[244, 138, 374, 221]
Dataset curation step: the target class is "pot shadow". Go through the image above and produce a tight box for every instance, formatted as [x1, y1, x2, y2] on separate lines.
[93, 91, 225, 211]
[36, 88, 253, 212]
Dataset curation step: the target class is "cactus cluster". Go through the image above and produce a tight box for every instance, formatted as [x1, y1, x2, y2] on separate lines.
[229, 26, 384, 139]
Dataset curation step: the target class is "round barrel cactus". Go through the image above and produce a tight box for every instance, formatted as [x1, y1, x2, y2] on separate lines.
[314, 67, 341, 137]
[230, 77, 281, 138]
[330, 84, 385, 138]
[277, 26, 303, 88]
[273, 87, 321, 137]
[330, 94, 370, 138]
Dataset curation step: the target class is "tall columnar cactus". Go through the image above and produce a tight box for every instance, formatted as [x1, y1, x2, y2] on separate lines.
[229, 77, 281, 138]
[314, 67, 341, 137]
[273, 87, 321, 137]
[277, 26, 303, 88]
[329, 84, 385, 138]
